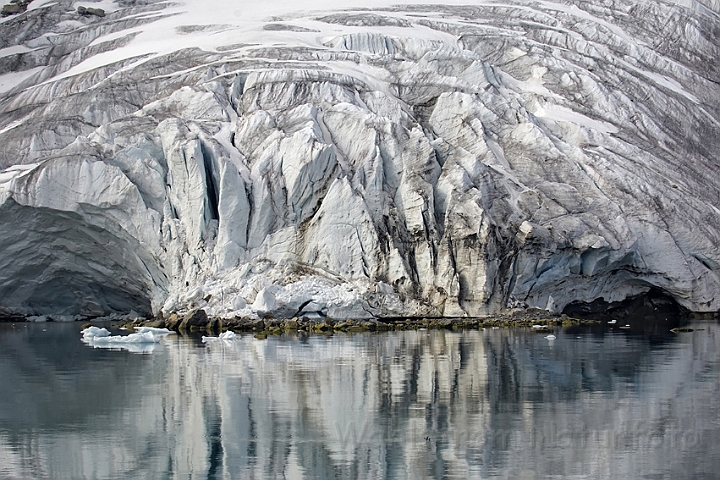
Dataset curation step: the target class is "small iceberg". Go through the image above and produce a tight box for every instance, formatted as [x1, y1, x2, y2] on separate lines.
[202, 331, 238, 343]
[545, 334, 557, 340]
[82, 326, 173, 353]
[82, 326, 111, 339]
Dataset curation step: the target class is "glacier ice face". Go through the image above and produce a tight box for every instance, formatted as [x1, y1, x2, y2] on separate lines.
[0, 0, 719, 318]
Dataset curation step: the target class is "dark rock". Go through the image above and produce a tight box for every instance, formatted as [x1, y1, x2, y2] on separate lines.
[563, 288, 689, 322]
[179, 309, 208, 330]
[264, 318, 281, 328]
[77, 6, 105, 17]
[1, 4, 21, 15]
[263, 23, 320, 33]
[206, 317, 220, 332]
[144, 318, 166, 328]
[87, 7, 105, 17]
[236, 317, 253, 328]
[165, 313, 181, 330]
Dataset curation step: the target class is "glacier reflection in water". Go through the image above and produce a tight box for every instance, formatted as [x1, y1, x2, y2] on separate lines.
[1, 321, 719, 479]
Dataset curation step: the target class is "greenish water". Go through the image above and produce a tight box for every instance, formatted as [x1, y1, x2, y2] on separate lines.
[1, 320, 719, 479]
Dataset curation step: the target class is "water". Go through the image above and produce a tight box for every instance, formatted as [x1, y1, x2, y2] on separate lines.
[1, 320, 719, 479]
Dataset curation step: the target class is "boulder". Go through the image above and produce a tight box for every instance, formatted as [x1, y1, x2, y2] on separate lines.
[179, 309, 209, 330]
[1, 4, 20, 15]
[77, 6, 105, 17]
[165, 313, 181, 330]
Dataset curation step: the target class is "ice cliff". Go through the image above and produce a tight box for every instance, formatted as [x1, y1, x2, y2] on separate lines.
[0, 0, 719, 319]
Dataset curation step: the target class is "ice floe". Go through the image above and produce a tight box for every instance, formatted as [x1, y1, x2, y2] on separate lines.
[81, 326, 174, 353]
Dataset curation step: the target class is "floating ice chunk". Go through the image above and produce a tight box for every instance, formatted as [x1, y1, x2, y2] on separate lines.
[545, 334, 557, 340]
[87, 331, 156, 343]
[219, 330, 237, 340]
[82, 326, 111, 339]
[81, 326, 172, 353]
[202, 330, 238, 342]
[117, 329, 170, 342]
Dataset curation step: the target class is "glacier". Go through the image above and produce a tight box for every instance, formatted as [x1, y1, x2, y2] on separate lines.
[0, 0, 719, 320]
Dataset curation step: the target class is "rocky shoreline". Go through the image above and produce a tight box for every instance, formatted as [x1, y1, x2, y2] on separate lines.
[110, 308, 600, 336]
[4, 305, 715, 336]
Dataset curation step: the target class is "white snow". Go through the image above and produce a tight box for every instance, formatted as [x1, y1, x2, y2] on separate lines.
[0, 67, 44, 94]
[532, 103, 620, 134]
[0, 117, 32, 136]
[0, 163, 40, 185]
[538, 1, 637, 45]
[620, 60, 700, 104]
[0, 45, 33, 58]
[26, 0, 58, 11]
[45, 0, 474, 83]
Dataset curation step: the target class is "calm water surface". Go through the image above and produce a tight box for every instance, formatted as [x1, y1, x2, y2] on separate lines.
[1, 320, 719, 479]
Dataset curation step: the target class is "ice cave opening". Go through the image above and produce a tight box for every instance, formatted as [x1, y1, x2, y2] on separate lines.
[0, 200, 162, 318]
[562, 287, 692, 322]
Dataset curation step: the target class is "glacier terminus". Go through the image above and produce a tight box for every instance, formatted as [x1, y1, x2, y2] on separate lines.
[0, 0, 719, 321]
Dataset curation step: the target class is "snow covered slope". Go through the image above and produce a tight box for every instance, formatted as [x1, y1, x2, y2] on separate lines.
[0, 0, 719, 319]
